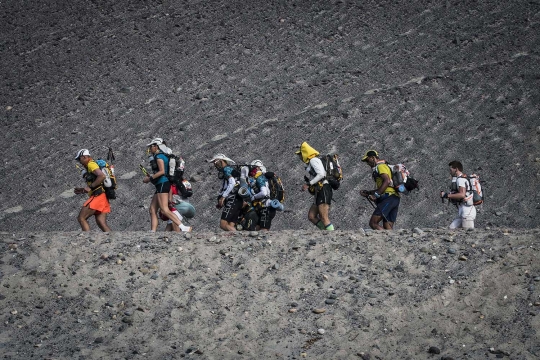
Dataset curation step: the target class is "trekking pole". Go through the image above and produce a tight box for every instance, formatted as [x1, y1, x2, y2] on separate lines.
[107, 147, 115, 175]
[365, 197, 390, 224]
[139, 164, 149, 177]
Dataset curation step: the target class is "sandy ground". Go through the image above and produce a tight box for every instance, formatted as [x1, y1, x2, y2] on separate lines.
[1, 228, 539, 359]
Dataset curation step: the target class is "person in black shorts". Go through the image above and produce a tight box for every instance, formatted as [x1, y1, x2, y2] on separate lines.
[296, 142, 334, 230]
[143, 138, 184, 232]
[207, 153, 243, 231]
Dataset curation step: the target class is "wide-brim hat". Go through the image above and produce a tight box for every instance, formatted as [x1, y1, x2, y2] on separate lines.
[207, 153, 235, 164]
[361, 150, 378, 161]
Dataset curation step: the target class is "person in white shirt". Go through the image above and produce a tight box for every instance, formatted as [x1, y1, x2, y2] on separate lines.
[440, 160, 476, 229]
[296, 142, 334, 231]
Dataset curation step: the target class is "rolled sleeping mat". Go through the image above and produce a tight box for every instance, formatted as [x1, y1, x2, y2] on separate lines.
[270, 199, 284, 211]
[173, 201, 196, 218]
[238, 186, 251, 200]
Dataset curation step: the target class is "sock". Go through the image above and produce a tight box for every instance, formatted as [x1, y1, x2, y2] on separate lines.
[325, 224, 335, 231]
[316, 220, 325, 230]
[180, 224, 191, 232]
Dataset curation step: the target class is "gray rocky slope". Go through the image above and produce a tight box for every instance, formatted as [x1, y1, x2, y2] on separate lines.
[1, 0, 539, 231]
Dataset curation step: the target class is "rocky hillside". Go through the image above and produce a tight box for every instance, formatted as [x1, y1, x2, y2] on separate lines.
[1, 0, 539, 231]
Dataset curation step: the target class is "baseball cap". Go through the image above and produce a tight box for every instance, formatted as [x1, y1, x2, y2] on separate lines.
[75, 149, 90, 160]
[361, 150, 378, 162]
[146, 137, 163, 146]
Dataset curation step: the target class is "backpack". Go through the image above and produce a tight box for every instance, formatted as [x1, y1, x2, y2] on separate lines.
[374, 161, 419, 194]
[95, 159, 117, 200]
[463, 174, 484, 205]
[321, 154, 343, 190]
[264, 172, 285, 203]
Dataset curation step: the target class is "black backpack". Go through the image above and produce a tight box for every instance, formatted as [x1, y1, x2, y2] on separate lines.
[321, 154, 343, 190]
[265, 172, 285, 203]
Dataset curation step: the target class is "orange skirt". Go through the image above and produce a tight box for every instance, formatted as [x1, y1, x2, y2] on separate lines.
[83, 193, 111, 214]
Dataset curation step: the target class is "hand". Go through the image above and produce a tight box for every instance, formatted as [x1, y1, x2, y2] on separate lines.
[360, 190, 369, 197]
[143, 175, 150, 184]
[301, 184, 310, 192]
[74, 187, 85, 194]
[217, 197, 225, 209]
[83, 186, 91, 193]
[368, 194, 376, 201]
[440, 191, 448, 199]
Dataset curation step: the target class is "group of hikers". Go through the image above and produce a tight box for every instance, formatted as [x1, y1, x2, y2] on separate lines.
[74, 139, 483, 233]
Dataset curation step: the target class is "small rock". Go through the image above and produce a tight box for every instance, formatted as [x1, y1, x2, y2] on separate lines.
[150, 272, 159, 280]
[94, 337, 104, 343]
[10, 310, 17, 315]
[428, 346, 441, 354]
[312, 308, 326, 314]
[413, 227, 424, 235]
[317, 328, 325, 335]
[420, 247, 429, 253]
[495, 211, 503, 216]
[447, 248, 457, 254]
[325, 299, 336, 305]
[328, 294, 338, 299]
[249, 231, 258, 237]
[273, 264, 279, 270]
[534, 277, 540, 282]
[116, 259, 123, 265]
[288, 308, 297, 313]
[459, 255, 468, 261]
[184, 233, 192, 240]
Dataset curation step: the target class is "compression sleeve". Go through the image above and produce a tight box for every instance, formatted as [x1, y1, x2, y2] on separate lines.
[308, 157, 326, 185]
[221, 177, 237, 198]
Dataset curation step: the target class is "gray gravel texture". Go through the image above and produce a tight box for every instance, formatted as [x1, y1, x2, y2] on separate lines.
[1, 229, 539, 359]
[1, 0, 539, 232]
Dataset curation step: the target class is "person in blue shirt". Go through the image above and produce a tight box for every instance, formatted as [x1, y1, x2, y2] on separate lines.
[143, 138, 183, 232]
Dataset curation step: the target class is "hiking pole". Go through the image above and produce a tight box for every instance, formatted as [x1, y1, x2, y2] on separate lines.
[365, 196, 390, 224]
[107, 147, 115, 175]
[139, 164, 149, 177]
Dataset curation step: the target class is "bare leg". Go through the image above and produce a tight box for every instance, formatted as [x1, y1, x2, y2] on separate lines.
[77, 206, 96, 231]
[369, 215, 385, 230]
[95, 213, 111, 232]
[317, 204, 331, 227]
[220, 219, 236, 231]
[157, 193, 182, 226]
[149, 194, 160, 231]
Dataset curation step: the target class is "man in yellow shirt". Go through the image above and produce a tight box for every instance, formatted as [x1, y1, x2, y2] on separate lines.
[360, 150, 400, 230]
[74, 149, 112, 232]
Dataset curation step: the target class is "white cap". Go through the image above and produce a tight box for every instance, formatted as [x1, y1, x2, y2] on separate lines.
[75, 149, 90, 160]
[207, 153, 235, 164]
[146, 137, 163, 146]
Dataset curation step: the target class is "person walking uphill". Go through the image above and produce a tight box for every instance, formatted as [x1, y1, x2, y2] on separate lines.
[143, 138, 184, 232]
[296, 142, 334, 231]
[208, 153, 243, 231]
[440, 160, 477, 229]
[360, 150, 400, 230]
[74, 149, 111, 232]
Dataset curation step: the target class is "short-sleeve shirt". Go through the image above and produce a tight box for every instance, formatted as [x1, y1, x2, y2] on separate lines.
[375, 163, 397, 196]
[85, 160, 101, 196]
[454, 176, 473, 206]
[154, 153, 170, 184]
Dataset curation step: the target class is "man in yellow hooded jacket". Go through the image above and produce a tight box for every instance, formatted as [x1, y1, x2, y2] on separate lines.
[296, 142, 334, 231]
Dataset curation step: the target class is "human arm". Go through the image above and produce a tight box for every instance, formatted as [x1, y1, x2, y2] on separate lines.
[84, 168, 106, 193]
[307, 158, 326, 185]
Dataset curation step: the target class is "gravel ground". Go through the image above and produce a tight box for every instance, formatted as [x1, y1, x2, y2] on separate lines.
[1, 228, 539, 359]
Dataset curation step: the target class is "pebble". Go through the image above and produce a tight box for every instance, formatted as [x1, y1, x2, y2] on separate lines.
[288, 308, 297, 313]
[273, 264, 279, 270]
[116, 259, 123, 265]
[533, 277, 540, 282]
[317, 328, 325, 335]
[447, 248, 457, 254]
[413, 227, 424, 235]
[10, 310, 17, 315]
[328, 294, 338, 299]
[325, 299, 336, 305]
[428, 346, 441, 354]
[459, 255, 468, 261]
[312, 308, 326, 314]
[249, 231, 258, 237]
[495, 211, 503, 216]
[184, 233, 192, 240]
[150, 273, 159, 280]
[420, 247, 429, 253]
